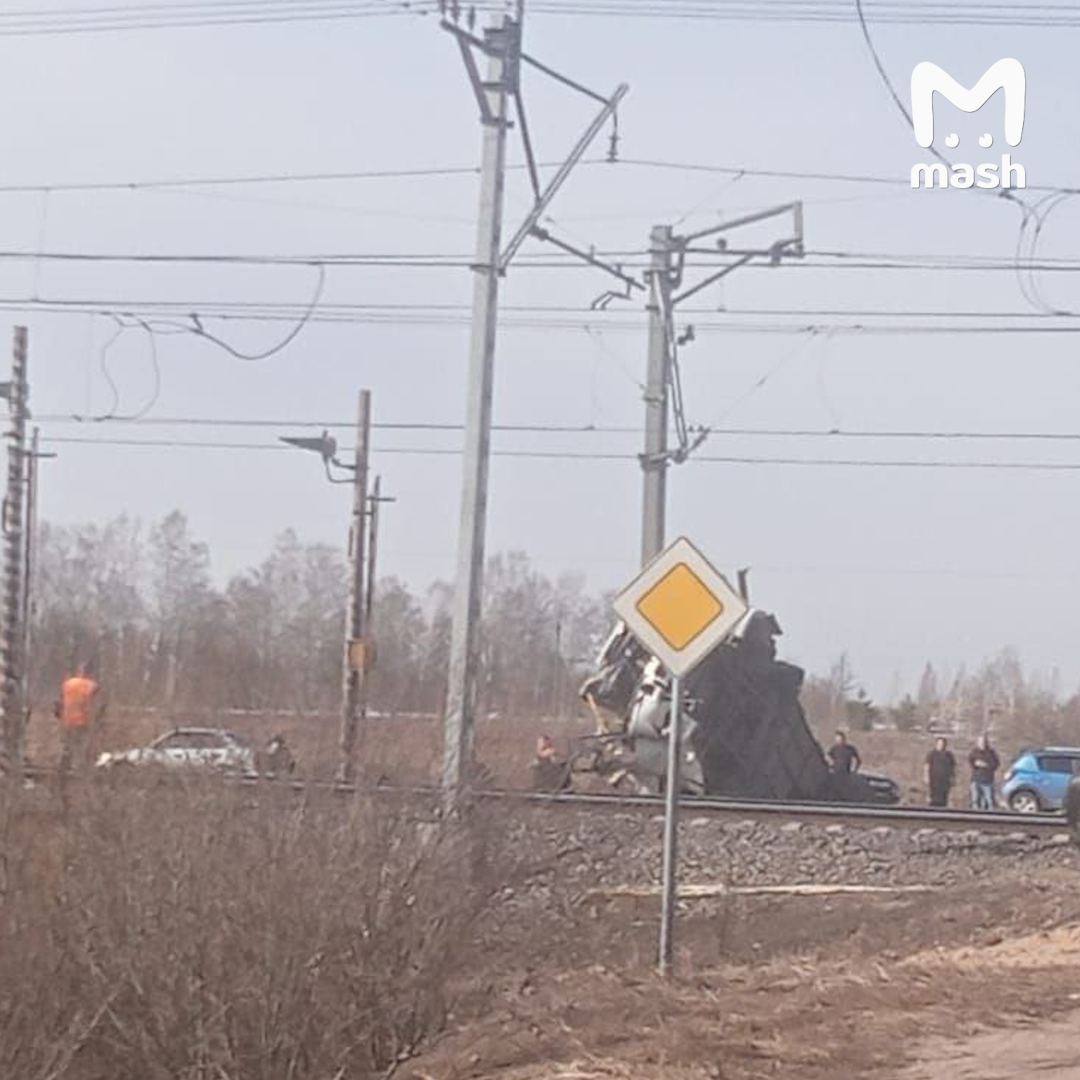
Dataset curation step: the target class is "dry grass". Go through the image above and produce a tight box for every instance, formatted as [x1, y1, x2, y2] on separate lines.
[0, 777, 512, 1080]
[24, 705, 591, 790]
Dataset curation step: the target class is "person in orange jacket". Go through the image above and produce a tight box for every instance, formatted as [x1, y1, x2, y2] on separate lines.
[54, 663, 105, 772]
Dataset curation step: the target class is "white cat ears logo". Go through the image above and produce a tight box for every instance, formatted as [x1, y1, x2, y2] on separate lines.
[909, 58, 1026, 189]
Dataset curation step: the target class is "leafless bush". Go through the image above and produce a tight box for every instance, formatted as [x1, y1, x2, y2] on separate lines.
[0, 778, 509, 1079]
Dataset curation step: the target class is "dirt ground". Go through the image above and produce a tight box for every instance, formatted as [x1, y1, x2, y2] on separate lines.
[897, 1011, 1080, 1079]
[399, 807, 1080, 1080]
[25, 708, 1080, 1078]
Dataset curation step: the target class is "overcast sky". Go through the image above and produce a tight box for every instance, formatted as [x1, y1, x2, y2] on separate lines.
[6, 1, 1080, 699]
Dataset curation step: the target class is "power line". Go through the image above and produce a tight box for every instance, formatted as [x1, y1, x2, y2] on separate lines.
[14, 0, 1080, 35]
[0, 162, 580, 194]
[19, 307, 1080, 335]
[10, 298, 1080, 320]
[0, 157, 1073, 196]
[40, 434, 1080, 471]
[39, 415, 1080, 443]
[0, 0, 435, 36]
[6, 246, 1080, 271]
[14, 302, 1080, 336]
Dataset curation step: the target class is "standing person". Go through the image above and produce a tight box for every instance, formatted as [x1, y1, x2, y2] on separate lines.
[263, 733, 295, 779]
[531, 733, 571, 792]
[968, 734, 1000, 810]
[827, 730, 861, 775]
[924, 736, 956, 808]
[55, 663, 104, 773]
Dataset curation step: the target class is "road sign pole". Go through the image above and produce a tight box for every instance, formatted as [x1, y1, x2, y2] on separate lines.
[658, 673, 682, 977]
[612, 536, 749, 978]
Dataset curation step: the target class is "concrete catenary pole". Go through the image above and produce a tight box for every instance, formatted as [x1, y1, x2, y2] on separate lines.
[1, 327, 28, 770]
[443, 15, 517, 799]
[641, 225, 674, 566]
[339, 389, 371, 783]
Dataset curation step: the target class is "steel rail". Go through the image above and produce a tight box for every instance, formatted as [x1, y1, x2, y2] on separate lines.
[18, 764, 1068, 836]
[469, 788, 1068, 835]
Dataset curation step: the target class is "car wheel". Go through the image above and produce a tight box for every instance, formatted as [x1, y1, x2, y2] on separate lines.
[1009, 789, 1040, 814]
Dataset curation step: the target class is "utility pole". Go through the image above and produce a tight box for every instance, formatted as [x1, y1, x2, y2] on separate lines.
[339, 389, 371, 783]
[637, 205, 804, 565]
[440, 6, 629, 799]
[23, 429, 38, 664]
[365, 475, 381, 631]
[22, 427, 48, 716]
[442, 14, 515, 798]
[1, 327, 28, 772]
[641, 226, 674, 566]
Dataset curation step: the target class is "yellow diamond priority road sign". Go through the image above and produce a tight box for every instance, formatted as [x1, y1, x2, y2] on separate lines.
[613, 537, 749, 677]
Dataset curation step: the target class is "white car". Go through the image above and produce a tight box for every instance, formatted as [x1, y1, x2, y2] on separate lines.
[96, 727, 257, 777]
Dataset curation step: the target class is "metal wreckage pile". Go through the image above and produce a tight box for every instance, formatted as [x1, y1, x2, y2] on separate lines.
[561, 608, 899, 804]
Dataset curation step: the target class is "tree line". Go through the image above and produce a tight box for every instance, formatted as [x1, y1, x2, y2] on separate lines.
[802, 651, 1080, 745]
[32, 511, 610, 719]
[33, 511, 1079, 744]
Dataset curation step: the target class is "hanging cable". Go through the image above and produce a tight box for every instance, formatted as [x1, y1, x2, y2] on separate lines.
[153, 262, 326, 361]
[75, 314, 162, 421]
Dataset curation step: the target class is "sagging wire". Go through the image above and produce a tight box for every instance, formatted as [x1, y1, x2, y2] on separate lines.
[178, 261, 327, 361]
[73, 314, 162, 422]
[854, 0, 952, 180]
[70, 263, 325, 423]
[1014, 191, 1079, 316]
[851, 0, 1080, 322]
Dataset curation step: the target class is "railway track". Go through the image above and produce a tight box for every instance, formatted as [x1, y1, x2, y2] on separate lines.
[18, 764, 1068, 836]
[471, 788, 1069, 835]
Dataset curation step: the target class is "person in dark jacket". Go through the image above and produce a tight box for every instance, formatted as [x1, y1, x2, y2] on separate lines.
[263, 733, 295, 779]
[924, 736, 956, 807]
[968, 734, 1000, 810]
[827, 730, 861, 775]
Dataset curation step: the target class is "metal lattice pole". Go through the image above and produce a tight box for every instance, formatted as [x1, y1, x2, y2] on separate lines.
[22, 427, 39, 721]
[1, 327, 28, 771]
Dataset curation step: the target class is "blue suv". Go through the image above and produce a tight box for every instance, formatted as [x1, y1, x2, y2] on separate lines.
[1000, 747, 1080, 813]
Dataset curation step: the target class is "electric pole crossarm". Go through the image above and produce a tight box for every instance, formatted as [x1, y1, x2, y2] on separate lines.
[637, 200, 806, 565]
[672, 252, 755, 306]
[499, 83, 629, 270]
[530, 226, 644, 293]
[519, 50, 610, 106]
[450, 28, 498, 124]
[682, 201, 803, 246]
[513, 92, 542, 199]
[443, 19, 520, 126]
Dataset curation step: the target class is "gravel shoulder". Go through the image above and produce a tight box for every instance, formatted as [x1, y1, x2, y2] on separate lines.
[406, 807, 1080, 1080]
